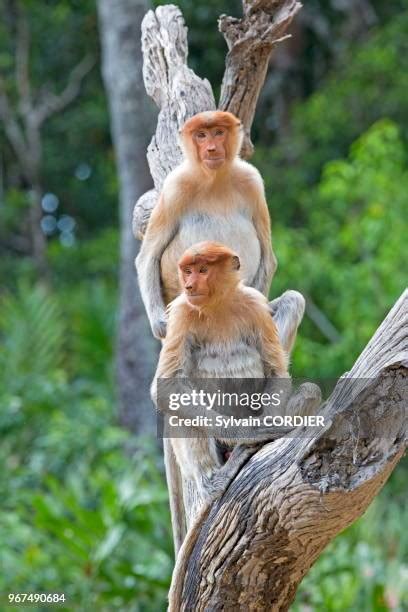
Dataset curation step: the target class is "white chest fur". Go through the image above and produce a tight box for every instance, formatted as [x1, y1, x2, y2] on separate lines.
[177, 210, 261, 286]
[184, 337, 265, 379]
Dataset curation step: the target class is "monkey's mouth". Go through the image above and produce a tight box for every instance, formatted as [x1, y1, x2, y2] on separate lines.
[187, 293, 206, 300]
[186, 294, 207, 307]
[203, 158, 224, 169]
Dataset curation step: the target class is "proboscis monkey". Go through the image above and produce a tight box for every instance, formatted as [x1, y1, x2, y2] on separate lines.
[136, 110, 278, 340]
[152, 242, 298, 554]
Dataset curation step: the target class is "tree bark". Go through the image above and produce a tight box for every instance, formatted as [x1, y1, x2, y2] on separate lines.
[97, 0, 158, 434]
[218, 0, 302, 157]
[169, 291, 407, 610]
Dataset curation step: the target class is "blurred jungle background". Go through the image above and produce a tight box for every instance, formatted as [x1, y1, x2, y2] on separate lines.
[0, 0, 406, 610]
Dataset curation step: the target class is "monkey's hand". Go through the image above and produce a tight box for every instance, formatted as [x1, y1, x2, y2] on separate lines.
[205, 444, 260, 502]
[151, 313, 167, 339]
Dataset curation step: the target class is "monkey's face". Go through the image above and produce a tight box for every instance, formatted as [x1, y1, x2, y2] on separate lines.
[180, 262, 213, 307]
[193, 126, 227, 170]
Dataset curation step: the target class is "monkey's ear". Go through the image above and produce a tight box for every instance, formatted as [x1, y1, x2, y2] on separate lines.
[232, 255, 241, 270]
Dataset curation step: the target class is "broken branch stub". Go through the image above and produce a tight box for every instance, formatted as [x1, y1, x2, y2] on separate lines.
[133, 5, 215, 238]
[219, 0, 302, 157]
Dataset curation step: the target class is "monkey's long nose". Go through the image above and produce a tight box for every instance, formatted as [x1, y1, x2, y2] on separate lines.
[185, 274, 198, 291]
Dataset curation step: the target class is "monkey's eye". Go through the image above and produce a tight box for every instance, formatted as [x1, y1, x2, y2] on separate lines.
[215, 129, 225, 137]
[196, 131, 207, 140]
[199, 266, 208, 274]
[184, 268, 192, 275]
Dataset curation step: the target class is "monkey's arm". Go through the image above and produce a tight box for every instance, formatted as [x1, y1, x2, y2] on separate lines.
[254, 198, 277, 294]
[246, 173, 277, 295]
[257, 303, 289, 378]
[151, 319, 213, 422]
[136, 194, 178, 339]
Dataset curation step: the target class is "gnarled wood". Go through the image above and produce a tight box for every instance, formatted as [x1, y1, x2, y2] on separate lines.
[169, 290, 407, 610]
[141, 5, 215, 192]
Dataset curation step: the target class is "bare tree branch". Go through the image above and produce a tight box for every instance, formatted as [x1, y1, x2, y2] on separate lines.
[0, 3, 93, 275]
[134, 4, 407, 608]
[305, 294, 342, 343]
[34, 55, 95, 126]
[0, 79, 31, 177]
[140, 5, 215, 191]
[132, 1, 300, 239]
[15, 2, 31, 114]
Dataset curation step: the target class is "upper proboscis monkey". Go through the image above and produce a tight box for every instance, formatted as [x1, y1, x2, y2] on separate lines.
[136, 110, 277, 339]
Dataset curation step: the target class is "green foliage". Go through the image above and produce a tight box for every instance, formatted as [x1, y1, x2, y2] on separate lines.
[1, 448, 172, 611]
[0, 277, 172, 611]
[48, 227, 119, 285]
[0, 0, 116, 254]
[255, 11, 408, 226]
[271, 119, 407, 377]
[1, 3, 406, 609]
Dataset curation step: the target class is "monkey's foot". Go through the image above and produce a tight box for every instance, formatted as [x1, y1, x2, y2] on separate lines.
[151, 315, 167, 339]
[207, 444, 260, 501]
[269, 290, 305, 354]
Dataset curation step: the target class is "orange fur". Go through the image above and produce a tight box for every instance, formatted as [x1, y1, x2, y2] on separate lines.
[156, 242, 288, 379]
[178, 241, 239, 270]
[180, 111, 243, 166]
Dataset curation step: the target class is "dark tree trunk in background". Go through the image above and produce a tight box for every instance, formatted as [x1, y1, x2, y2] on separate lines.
[97, 0, 158, 435]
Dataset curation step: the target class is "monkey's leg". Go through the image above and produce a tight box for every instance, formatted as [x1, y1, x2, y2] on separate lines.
[269, 290, 305, 355]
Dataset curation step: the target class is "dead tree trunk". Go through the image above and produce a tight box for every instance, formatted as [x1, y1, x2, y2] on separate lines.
[169, 290, 407, 610]
[132, 1, 407, 608]
[132, 0, 301, 238]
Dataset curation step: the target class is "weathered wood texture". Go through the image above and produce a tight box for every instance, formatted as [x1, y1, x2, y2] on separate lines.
[132, 4, 215, 239]
[169, 290, 407, 611]
[132, 0, 299, 238]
